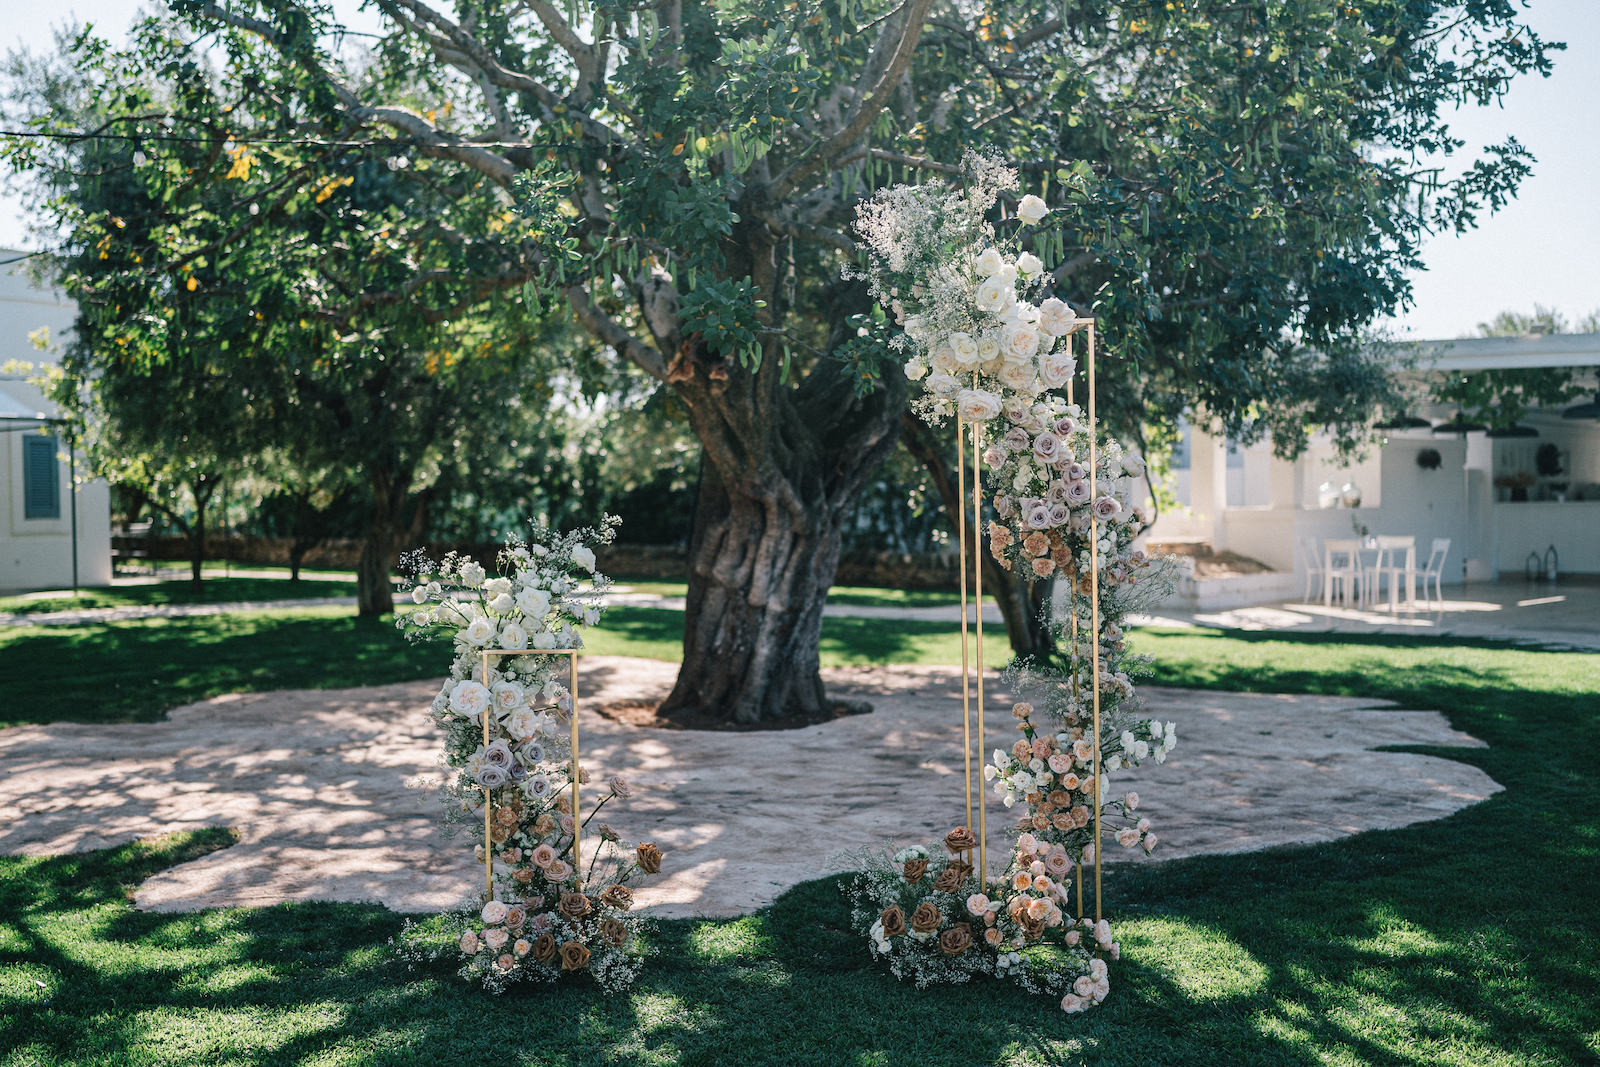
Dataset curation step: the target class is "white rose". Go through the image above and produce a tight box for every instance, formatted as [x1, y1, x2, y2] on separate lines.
[1009, 301, 1041, 325]
[904, 357, 928, 380]
[492, 681, 525, 712]
[463, 617, 496, 647]
[532, 631, 557, 650]
[1016, 251, 1043, 276]
[582, 607, 601, 627]
[1003, 323, 1041, 361]
[974, 248, 1005, 276]
[975, 277, 1012, 312]
[976, 333, 1001, 362]
[1039, 297, 1076, 337]
[484, 577, 512, 597]
[458, 562, 486, 588]
[507, 706, 542, 738]
[570, 545, 597, 572]
[1039, 351, 1077, 389]
[926, 373, 961, 398]
[499, 622, 529, 650]
[948, 332, 980, 365]
[488, 592, 515, 615]
[1016, 194, 1049, 225]
[411, 586, 428, 604]
[999, 360, 1036, 391]
[903, 314, 928, 340]
[449, 680, 490, 718]
[1122, 452, 1146, 477]
[956, 389, 1002, 423]
[514, 587, 551, 618]
[996, 263, 1018, 285]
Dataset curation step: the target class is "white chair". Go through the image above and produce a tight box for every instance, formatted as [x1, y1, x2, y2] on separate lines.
[1323, 539, 1365, 607]
[1418, 539, 1450, 609]
[1367, 535, 1416, 611]
[1297, 536, 1324, 602]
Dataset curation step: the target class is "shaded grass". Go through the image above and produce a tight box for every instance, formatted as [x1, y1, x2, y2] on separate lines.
[0, 576, 359, 615]
[614, 576, 962, 609]
[0, 606, 1008, 728]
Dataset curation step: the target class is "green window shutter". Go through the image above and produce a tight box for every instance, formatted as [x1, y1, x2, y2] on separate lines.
[23, 435, 60, 520]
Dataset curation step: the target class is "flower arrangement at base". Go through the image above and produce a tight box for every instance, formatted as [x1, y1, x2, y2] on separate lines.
[391, 518, 666, 994]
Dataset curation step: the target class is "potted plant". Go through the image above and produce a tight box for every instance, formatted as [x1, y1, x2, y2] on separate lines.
[1494, 471, 1537, 502]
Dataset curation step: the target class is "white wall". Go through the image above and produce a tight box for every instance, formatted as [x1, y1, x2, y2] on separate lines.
[0, 251, 113, 592]
[1494, 502, 1600, 574]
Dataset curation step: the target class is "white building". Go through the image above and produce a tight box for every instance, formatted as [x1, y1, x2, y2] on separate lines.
[1149, 334, 1600, 607]
[0, 251, 112, 593]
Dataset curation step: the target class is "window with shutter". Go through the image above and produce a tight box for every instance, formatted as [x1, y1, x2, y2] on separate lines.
[23, 434, 61, 520]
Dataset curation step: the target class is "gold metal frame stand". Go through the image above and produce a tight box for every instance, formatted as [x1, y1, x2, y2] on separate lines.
[954, 319, 1102, 922]
[477, 648, 582, 901]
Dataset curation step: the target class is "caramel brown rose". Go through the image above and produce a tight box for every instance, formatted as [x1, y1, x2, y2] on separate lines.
[910, 902, 942, 934]
[599, 884, 634, 911]
[512, 867, 535, 884]
[490, 823, 512, 845]
[1031, 557, 1056, 578]
[531, 934, 558, 963]
[600, 917, 629, 947]
[938, 923, 974, 956]
[556, 794, 572, 815]
[559, 940, 591, 971]
[1021, 914, 1046, 940]
[879, 905, 907, 938]
[636, 842, 664, 874]
[495, 806, 518, 827]
[903, 857, 928, 884]
[1011, 702, 1033, 720]
[558, 892, 592, 920]
[944, 827, 978, 853]
[932, 865, 967, 894]
[503, 905, 527, 931]
[534, 814, 556, 835]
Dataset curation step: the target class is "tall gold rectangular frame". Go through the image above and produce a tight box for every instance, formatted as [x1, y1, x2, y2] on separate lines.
[476, 647, 582, 901]
[955, 318, 1103, 920]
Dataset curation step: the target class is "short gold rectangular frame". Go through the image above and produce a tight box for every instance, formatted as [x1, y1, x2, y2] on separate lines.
[955, 318, 1104, 921]
[476, 648, 582, 900]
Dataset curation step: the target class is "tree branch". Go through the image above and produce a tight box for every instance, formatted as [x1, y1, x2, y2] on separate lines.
[565, 286, 669, 381]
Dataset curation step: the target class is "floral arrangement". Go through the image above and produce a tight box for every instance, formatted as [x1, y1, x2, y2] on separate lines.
[392, 518, 666, 994]
[848, 149, 1078, 426]
[850, 154, 1181, 1015]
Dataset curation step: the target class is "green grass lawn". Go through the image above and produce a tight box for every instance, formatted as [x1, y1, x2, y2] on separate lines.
[0, 606, 1014, 729]
[0, 576, 359, 616]
[1, 612, 1596, 1064]
[613, 576, 963, 609]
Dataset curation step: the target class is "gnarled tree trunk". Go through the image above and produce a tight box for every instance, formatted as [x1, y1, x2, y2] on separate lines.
[356, 467, 406, 616]
[657, 283, 905, 723]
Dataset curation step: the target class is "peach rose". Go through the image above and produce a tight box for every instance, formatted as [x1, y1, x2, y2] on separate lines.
[558, 892, 592, 920]
[496, 953, 515, 971]
[1031, 557, 1056, 578]
[1073, 739, 1095, 762]
[903, 857, 929, 883]
[983, 927, 1003, 947]
[1033, 738, 1053, 760]
[636, 842, 664, 874]
[938, 923, 973, 956]
[910, 902, 942, 934]
[944, 827, 978, 853]
[600, 917, 629, 946]
[559, 940, 591, 971]
[513, 938, 531, 958]
[1048, 789, 1070, 806]
[600, 884, 634, 910]
[1061, 773, 1081, 790]
[1071, 805, 1091, 827]
[1047, 754, 1071, 774]
[1118, 828, 1141, 849]
[880, 905, 907, 937]
[966, 893, 991, 917]
[555, 794, 572, 815]
[1012, 702, 1033, 720]
[1011, 871, 1033, 892]
[484, 928, 509, 951]
[458, 931, 480, 954]
[1012, 739, 1032, 761]
[531, 933, 558, 962]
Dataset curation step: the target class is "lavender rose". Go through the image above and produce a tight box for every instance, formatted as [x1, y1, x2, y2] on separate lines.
[1025, 504, 1054, 531]
[1032, 431, 1062, 464]
[1093, 496, 1123, 520]
[1065, 479, 1092, 506]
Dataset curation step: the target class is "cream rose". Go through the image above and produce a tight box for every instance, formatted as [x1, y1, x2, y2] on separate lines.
[974, 248, 1005, 276]
[975, 277, 1013, 313]
[449, 680, 491, 718]
[1016, 251, 1043, 276]
[948, 331, 980, 365]
[1003, 323, 1041, 361]
[1016, 194, 1049, 225]
[956, 388, 1002, 424]
[1039, 297, 1076, 336]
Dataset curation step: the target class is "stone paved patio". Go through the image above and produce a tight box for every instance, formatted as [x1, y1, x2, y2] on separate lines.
[0, 656, 1500, 918]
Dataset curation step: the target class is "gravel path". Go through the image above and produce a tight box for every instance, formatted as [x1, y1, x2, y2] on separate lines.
[0, 655, 1499, 918]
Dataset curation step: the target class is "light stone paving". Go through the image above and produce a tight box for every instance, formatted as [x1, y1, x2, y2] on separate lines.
[0, 656, 1500, 918]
